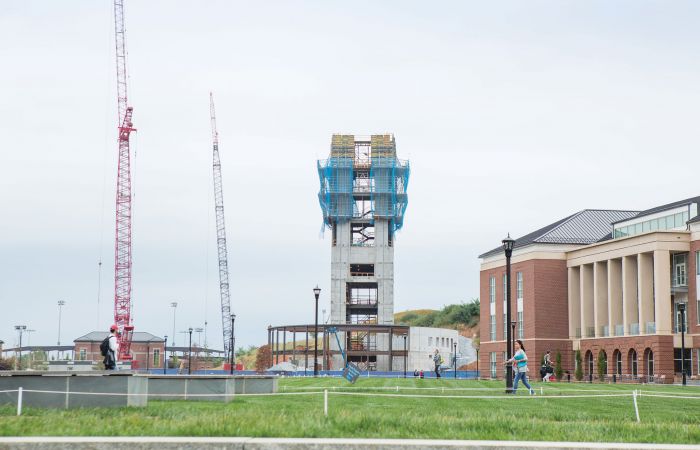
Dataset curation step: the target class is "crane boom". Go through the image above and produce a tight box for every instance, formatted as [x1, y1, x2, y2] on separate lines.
[210, 93, 233, 363]
[113, 0, 135, 360]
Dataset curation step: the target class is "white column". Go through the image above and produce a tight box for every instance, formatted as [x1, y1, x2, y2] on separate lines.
[569, 267, 581, 338]
[637, 253, 654, 334]
[580, 264, 594, 338]
[594, 261, 609, 337]
[608, 259, 623, 337]
[653, 250, 672, 335]
[622, 255, 639, 336]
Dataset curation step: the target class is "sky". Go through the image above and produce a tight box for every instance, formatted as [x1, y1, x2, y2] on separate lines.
[1, 1, 699, 352]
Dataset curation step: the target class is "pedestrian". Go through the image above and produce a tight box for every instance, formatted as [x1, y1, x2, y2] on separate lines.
[505, 339, 535, 395]
[432, 349, 443, 378]
[543, 350, 553, 382]
[103, 324, 119, 370]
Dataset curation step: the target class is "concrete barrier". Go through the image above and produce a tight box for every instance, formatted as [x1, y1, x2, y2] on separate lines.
[147, 375, 277, 402]
[0, 371, 147, 408]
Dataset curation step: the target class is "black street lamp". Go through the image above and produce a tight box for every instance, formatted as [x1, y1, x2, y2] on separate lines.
[453, 341, 458, 379]
[679, 303, 687, 386]
[403, 335, 407, 378]
[472, 333, 480, 379]
[511, 321, 517, 355]
[163, 335, 168, 374]
[502, 233, 515, 393]
[188, 327, 193, 375]
[313, 286, 321, 377]
[230, 314, 236, 375]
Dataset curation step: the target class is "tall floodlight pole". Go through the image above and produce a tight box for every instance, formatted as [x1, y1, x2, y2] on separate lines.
[188, 327, 193, 374]
[679, 303, 687, 386]
[313, 286, 321, 377]
[502, 234, 515, 393]
[170, 302, 178, 346]
[57, 300, 66, 345]
[14, 325, 26, 370]
[163, 335, 168, 374]
[210, 93, 234, 361]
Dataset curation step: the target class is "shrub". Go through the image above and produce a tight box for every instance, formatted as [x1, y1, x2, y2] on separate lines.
[0, 357, 14, 371]
[597, 351, 607, 380]
[574, 350, 583, 381]
[255, 345, 272, 373]
[555, 352, 563, 380]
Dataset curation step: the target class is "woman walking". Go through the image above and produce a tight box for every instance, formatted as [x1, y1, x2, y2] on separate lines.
[506, 339, 535, 395]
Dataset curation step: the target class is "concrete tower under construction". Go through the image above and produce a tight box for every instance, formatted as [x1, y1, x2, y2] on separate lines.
[317, 134, 410, 371]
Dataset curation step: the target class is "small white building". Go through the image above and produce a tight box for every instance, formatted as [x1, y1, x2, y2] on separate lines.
[404, 327, 460, 372]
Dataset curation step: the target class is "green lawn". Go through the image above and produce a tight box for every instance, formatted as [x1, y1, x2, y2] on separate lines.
[1, 378, 699, 443]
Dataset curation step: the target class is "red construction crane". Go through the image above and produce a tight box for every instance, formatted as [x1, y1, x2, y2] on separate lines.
[113, 0, 135, 361]
[209, 93, 233, 363]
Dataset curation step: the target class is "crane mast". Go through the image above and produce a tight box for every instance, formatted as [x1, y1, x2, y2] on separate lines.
[210, 93, 233, 362]
[113, 0, 135, 361]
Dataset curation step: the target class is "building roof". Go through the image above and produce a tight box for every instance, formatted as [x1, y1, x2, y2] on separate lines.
[611, 195, 700, 224]
[479, 209, 639, 259]
[74, 331, 164, 343]
[688, 215, 700, 224]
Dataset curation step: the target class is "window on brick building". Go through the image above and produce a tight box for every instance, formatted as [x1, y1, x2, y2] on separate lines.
[489, 276, 496, 304]
[490, 352, 497, 378]
[153, 349, 160, 367]
[502, 274, 507, 301]
[516, 272, 523, 299]
[503, 313, 507, 340]
[79, 348, 86, 361]
[490, 315, 496, 341]
[517, 311, 524, 339]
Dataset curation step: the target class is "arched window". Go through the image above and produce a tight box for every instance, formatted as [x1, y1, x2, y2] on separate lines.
[585, 350, 594, 376]
[599, 350, 608, 378]
[644, 348, 654, 383]
[628, 349, 638, 377]
[613, 350, 622, 375]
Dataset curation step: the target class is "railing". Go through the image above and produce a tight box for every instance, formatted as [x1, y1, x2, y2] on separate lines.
[585, 327, 595, 338]
[629, 323, 639, 335]
[645, 322, 656, 334]
[615, 324, 624, 336]
[600, 326, 609, 337]
[575, 328, 582, 339]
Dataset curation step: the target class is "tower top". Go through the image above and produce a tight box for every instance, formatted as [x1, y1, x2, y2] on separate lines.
[317, 134, 410, 234]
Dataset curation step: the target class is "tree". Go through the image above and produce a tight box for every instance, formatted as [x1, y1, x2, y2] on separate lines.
[574, 350, 583, 381]
[597, 351, 607, 381]
[555, 351, 563, 380]
[255, 345, 272, 373]
[0, 357, 14, 371]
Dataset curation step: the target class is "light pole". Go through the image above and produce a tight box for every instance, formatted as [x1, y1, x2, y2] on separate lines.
[511, 321, 517, 355]
[403, 334, 407, 378]
[14, 325, 26, 370]
[230, 314, 236, 375]
[502, 234, 515, 393]
[170, 302, 178, 346]
[188, 327, 193, 375]
[679, 303, 687, 386]
[453, 341, 458, 379]
[57, 300, 66, 346]
[473, 334, 480, 379]
[195, 327, 204, 347]
[313, 286, 321, 377]
[163, 335, 168, 374]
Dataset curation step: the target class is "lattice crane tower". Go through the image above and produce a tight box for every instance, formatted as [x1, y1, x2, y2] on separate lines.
[317, 135, 410, 371]
[209, 93, 233, 361]
[112, 0, 136, 360]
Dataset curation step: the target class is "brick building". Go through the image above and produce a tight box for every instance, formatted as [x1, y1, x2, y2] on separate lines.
[74, 331, 165, 370]
[479, 196, 700, 383]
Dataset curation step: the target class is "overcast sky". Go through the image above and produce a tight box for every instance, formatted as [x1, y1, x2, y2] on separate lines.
[1, 1, 699, 351]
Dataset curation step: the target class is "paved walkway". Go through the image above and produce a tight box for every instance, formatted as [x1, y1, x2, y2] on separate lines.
[0, 438, 699, 450]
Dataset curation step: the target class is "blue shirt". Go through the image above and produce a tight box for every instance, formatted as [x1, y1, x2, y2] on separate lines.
[514, 350, 527, 369]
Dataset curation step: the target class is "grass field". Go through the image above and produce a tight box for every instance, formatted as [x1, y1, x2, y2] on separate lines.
[1, 378, 699, 443]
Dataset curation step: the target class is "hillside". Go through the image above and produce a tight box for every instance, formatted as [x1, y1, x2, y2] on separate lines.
[394, 300, 480, 337]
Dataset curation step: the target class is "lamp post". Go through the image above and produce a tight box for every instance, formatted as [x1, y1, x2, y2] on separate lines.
[679, 303, 687, 386]
[230, 314, 236, 375]
[14, 325, 26, 370]
[188, 327, 193, 374]
[511, 321, 517, 354]
[453, 341, 458, 379]
[473, 333, 480, 379]
[502, 233, 515, 393]
[163, 335, 168, 374]
[313, 286, 321, 377]
[170, 302, 178, 346]
[403, 335, 407, 378]
[57, 300, 66, 345]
